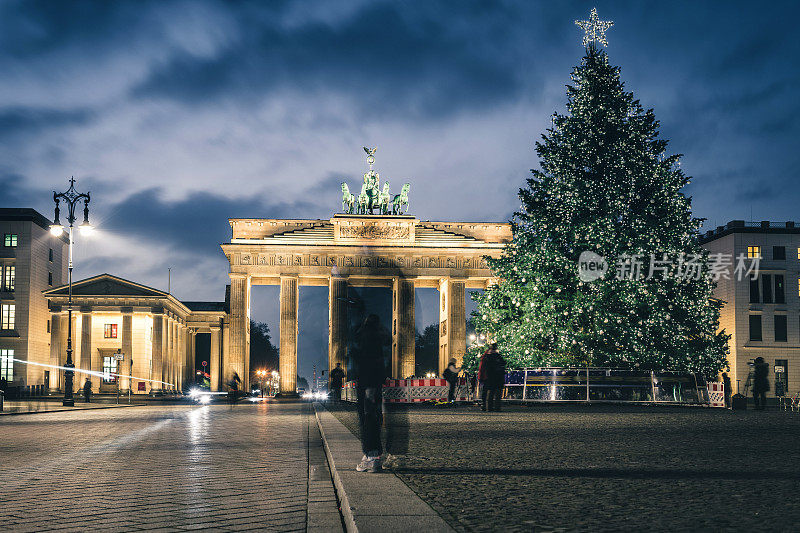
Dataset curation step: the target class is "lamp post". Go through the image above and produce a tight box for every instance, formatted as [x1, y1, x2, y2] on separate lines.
[50, 177, 92, 407]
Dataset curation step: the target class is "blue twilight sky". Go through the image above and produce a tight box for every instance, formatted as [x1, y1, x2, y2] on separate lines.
[2, 1, 798, 380]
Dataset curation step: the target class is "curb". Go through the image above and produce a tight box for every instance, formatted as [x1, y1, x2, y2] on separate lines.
[314, 404, 358, 533]
[0, 404, 139, 417]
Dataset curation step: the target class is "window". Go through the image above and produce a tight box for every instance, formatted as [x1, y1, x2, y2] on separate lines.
[49, 248, 53, 262]
[2, 265, 14, 291]
[102, 356, 117, 383]
[775, 275, 785, 304]
[749, 315, 762, 341]
[1, 303, 15, 330]
[747, 246, 761, 259]
[48, 272, 52, 286]
[0, 349, 12, 381]
[47, 320, 50, 333]
[775, 359, 788, 396]
[773, 246, 786, 260]
[762, 274, 773, 304]
[104, 323, 118, 339]
[775, 314, 787, 342]
[750, 277, 760, 303]
[3, 234, 17, 247]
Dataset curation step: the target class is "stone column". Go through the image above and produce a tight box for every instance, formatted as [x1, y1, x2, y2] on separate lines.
[438, 278, 466, 375]
[80, 309, 94, 390]
[392, 278, 415, 378]
[49, 311, 62, 390]
[189, 329, 196, 382]
[228, 273, 250, 390]
[328, 277, 348, 376]
[210, 325, 221, 391]
[279, 276, 299, 394]
[121, 308, 133, 392]
[151, 311, 164, 390]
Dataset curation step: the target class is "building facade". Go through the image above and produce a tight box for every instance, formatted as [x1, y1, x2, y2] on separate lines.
[0, 208, 67, 388]
[44, 274, 228, 394]
[701, 220, 799, 398]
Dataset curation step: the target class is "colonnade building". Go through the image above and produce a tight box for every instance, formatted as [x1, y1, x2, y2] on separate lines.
[43, 274, 228, 394]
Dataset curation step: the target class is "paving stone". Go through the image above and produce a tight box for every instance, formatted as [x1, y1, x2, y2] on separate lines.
[0, 401, 343, 532]
[329, 401, 800, 532]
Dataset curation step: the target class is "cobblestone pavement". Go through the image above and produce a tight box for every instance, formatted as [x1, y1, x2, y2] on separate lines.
[328, 402, 800, 532]
[0, 400, 342, 532]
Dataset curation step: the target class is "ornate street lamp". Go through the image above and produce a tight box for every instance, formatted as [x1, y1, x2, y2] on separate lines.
[50, 177, 92, 407]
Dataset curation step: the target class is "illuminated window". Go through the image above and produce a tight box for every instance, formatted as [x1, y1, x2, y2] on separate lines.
[747, 246, 761, 259]
[797, 248, 800, 260]
[3, 234, 17, 247]
[0, 349, 13, 381]
[2, 265, 14, 291]
[1, 303, 15, 329]
[102, 356, 117, 383]
[104, 324, 118, 339]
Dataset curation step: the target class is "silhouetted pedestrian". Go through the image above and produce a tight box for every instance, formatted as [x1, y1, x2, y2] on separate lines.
[228, 372, 241, 404]
[83, 378, 92, 403]
[444, 357, 461, 403]
[479, 343, 505, 412]
[721, 372, 732, 409]
[351, 314, 390, 472]
[752, 357, 769, 410]
[329, 362, 345, 402]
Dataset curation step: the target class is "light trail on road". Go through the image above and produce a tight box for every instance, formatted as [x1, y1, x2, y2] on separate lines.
[12, 357, 177, 388]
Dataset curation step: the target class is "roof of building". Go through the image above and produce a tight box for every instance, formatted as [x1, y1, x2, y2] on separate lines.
[183, 301, 228, 313]
[0, 208, 54, 229]
[699, 220, 800, 244]
[44, 273, 170, 298]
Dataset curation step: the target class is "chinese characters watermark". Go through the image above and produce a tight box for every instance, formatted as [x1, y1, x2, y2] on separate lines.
[578, 251, 759, 282]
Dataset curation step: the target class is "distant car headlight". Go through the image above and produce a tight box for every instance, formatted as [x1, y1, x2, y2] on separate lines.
[199, 395, 211, 404]
[302, 392, 314, 400]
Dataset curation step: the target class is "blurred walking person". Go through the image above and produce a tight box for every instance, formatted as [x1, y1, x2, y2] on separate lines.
[479, 343, 505, 412]
[351, 314, 390, 472]
[752, 357, 769, 410]
[329, 362, 345, 402]
[82, 378, 92, 403]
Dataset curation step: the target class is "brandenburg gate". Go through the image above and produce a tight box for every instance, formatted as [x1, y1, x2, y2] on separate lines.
[219, 149, 511, 393]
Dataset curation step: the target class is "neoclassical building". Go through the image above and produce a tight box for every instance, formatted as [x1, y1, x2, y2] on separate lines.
[44, 274, 228, 394]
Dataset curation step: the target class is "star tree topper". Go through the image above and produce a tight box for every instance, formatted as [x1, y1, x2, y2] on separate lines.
[575, 8, 613, 47]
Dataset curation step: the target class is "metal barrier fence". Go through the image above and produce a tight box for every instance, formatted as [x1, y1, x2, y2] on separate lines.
[504, 368, 709, 404]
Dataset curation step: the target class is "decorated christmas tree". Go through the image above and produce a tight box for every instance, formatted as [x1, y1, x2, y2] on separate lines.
[470, 10, 729, 376]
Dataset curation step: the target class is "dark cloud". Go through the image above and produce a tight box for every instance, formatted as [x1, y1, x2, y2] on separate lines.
[0, 106, 93, 140]
[131, 2, 528, 119]
[101, 187, 322, 254]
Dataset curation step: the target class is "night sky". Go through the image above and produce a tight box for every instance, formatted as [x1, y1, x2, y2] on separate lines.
[2, 1, 798, 381]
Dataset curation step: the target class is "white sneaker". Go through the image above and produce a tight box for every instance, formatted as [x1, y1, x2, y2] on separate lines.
[356, 455, 372, 472]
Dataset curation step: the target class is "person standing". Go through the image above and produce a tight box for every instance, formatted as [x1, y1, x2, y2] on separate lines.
[351, 314, 390, 472]
[444, 358, 461, 403]
[83, 378, 92, 403]
[480, 343, 506, 412]
[752, 357, 770, 410]
[329, 362, 345, 402]
[721, 372, 732, 409]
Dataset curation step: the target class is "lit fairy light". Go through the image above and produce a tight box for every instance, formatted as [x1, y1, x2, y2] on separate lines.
[575, 8, 613, 47]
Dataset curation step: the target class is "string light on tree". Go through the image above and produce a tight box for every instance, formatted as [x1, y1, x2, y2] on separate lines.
[575, 8, 614, 47]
